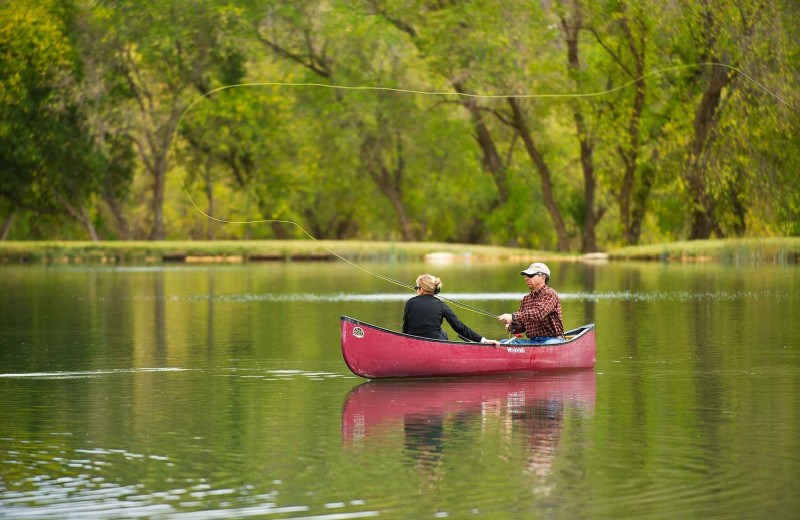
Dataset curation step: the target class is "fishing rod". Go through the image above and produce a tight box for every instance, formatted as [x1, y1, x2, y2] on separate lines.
[437, 295, 499, 319]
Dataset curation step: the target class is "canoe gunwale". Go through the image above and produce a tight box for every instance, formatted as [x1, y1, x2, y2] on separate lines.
[340, 315, 595, 347]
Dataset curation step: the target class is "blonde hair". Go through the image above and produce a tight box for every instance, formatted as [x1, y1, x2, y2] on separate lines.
[416, 274, 442, 295]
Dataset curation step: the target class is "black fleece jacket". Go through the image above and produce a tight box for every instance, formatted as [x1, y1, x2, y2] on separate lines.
[402, 294, 483, 342]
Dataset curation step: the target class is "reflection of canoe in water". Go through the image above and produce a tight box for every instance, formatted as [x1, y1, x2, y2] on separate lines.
[340, 316, 596, 379]
[342, 370, 596, 443]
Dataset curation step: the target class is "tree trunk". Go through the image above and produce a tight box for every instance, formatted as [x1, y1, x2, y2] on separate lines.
[103, 193, 131, 240]
[360, 133, 416, 242]
[619, 74, 646, 244]
[609, 4, 648, 246]
[379, 182, 415, 242]
[578, 136, 598, 253]
[508, 98, 570, 251]
[1, 205, 16, 241]
[627, 149, 658, 245]
[136, 100, 182, 241]
[250, 191, 290, 239]
[148, 154, 167, 240]
[449, 83, 511, 243]
[729, 168, 747, 236]
[454, 83, 509, 206]
[562, 4, 600, 252]
[689, 206, 715, 240]
[81, 206, 100, 242]
[270, 222, 289, 239]
[54, 191, 100, 241]
[686, 63, 734, 239]
[205, 160, 215, 241]
[245, 195, 252, 240]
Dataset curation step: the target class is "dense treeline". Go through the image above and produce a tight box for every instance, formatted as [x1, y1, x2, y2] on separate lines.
[1, 0, 798, 251]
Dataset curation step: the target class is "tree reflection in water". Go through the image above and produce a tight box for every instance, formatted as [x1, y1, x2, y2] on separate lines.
[403, 413, 446, 481]
[342, 371, 595, 487]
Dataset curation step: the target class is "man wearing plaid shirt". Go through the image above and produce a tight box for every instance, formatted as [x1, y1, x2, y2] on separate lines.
[498, 262, 565, 345]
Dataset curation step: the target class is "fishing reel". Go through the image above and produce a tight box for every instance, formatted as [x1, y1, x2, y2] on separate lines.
[507, 317, 523, 335]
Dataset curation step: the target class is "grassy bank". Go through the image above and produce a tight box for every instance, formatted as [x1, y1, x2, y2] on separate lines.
[0, 240, 575, 264]
[2, 237, 798, 264]
[608, 237, 800, 264]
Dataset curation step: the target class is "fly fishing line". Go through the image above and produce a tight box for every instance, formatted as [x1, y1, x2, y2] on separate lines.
[173, 61, 798, 318]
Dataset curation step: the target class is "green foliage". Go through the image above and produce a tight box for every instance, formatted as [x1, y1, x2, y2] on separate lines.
[1, 0, 798, 247]
[0, 0, 106, 230]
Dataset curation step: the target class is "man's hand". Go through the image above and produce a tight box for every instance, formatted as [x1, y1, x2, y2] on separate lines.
[498, 313, 514, 325]
[480, 338, 501, 348]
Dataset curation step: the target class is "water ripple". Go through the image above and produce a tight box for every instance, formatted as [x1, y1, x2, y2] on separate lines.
[0, 368, 355, 382]
[0, 368, 193, 379]
[0, 456, 379, 520]
[216, 369, 356, 381]
[133, 290, 797, 303]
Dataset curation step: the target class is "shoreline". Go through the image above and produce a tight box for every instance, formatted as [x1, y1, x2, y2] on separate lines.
[0, 240, 575, 265]
[0, 237, 797, 265]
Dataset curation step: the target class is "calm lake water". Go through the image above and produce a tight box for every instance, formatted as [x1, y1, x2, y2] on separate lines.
[1, 260, 798, 519]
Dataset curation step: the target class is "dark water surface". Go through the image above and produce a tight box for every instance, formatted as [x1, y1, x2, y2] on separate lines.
[1, 261, 798, 519]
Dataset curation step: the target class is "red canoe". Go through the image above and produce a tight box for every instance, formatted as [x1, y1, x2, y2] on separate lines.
[340, 315, 596, 379]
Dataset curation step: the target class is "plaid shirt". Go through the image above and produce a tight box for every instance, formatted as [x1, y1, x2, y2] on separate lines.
[513, 285, 564, 339]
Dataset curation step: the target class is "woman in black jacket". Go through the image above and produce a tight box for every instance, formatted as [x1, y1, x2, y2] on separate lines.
[402, 274, 498, 344]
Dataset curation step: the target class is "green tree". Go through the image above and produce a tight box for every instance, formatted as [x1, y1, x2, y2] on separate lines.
[0, 0, 108, 240]
[240, 0, 454, 241]
[657, 0, 799, 239]
[584, 0, 653, 246]
[85, 0, 243, 239]
[372, 0, 592, 250]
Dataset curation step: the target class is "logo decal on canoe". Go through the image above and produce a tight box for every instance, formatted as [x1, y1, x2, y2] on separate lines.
[352, 327, 365, 338]
[506, 347, 526, 353]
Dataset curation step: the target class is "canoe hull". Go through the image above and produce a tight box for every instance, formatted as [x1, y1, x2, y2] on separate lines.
[340, 316, 596, 379]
